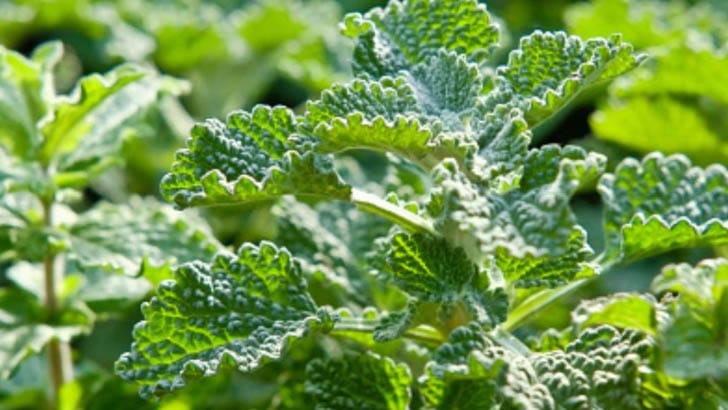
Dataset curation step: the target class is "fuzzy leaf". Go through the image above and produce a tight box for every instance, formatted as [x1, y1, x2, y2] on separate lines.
[66, 197, 221, 276]
[430, 146, 605, 288]
[305, 353, 412, 410]
[531, 326, 654, 410]
[341, 0, 499, 77]
[383, 232, 508, 327]
[304, 55, 481, 173]
[599, 153, 728, 264]
[115, 242, 334, 398]
[484, 31, 644, 126]
[161, 105, 351, 208]
[420, 323, 553, 409]
[651, 259, 728, 380]
[422, 324, 654, 410]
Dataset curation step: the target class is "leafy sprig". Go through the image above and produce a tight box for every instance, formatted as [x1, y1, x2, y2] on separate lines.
[113, 0, 728, 407]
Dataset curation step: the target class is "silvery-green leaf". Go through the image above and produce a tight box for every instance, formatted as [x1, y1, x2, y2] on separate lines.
[599, 153, 728, 264]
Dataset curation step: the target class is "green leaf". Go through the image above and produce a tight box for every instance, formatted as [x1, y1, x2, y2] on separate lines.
[420, 323, 553, 409]
[613, 46, 728, 104]
[0, 41, 60, 158]
[381, 232, 508, 329]
[430, 146, 604, 288]
[422, 324, 655, 409]
[39, 64, 189, 176]
[115, 242, 334, 398]
[161, 105, 351, 208]
[531, 325, 655, 410]
[484, 31, 644, 127]
[565, 0, 685, 50]
[571, 293, 660, 336]
[65, 197, 221, 276]
[0, 287, 89, 379]
[599, 153, 728, 264]
[304, 57, 481, 174]
[341, 0, 499, 77]
[591, 96, 728, 166]
[651, 259, 728, 380]
[304, 352, 411, 410]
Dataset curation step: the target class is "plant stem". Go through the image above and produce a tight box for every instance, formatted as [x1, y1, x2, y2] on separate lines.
[350, 188, 437, 235]
[332, 319, 445, 347]
[502, 278, 592, 332]
[41, 199, 72, 408]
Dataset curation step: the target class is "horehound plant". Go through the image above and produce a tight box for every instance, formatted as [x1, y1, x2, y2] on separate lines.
[115, 0, 728, 408]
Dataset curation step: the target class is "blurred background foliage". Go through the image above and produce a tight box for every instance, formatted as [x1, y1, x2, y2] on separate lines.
[1, 0, 726, 409]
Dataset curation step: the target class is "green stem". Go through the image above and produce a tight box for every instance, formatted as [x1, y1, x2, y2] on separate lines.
[41, 200, 72, 408]
[502, 278, 593, 332]
[332, 319, 445, 347]
[350, 188, 437, 235]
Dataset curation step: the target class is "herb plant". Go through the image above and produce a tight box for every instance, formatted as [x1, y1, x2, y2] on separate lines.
[0, 42, 221, 406]
[108, 0, 728, 408]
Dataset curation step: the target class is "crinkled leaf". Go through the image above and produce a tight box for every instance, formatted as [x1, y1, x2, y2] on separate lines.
[66, 197, 221, 276]
[381, 232, 508, 329]
[651, 259, 728, 379]
[273, 197, 384, 306]
[430, 146, 604, 288]
[161, 105, 351, 208]
[115, 242, 334, 398]
[39, 64, 189, 176]
[599, 153, 728, 264]
[483, 31, 643, 127]
[422, 324, 654, 410]
[341, 0, 499, 77]
[304, 56, 481, 173]
[304, 352, 411, 410]
[531, 326, 654, 410]
[420, 323, 553, 409]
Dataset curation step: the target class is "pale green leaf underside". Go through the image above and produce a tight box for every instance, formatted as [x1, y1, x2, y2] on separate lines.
[571, 293, 660, 336]
[485, 31, 644, 127]
[591, 97, 728, 166]
[651, 259, 728, 380]
[599, 153, 728, 264]
[564, 0, 684, 50]
[161, 105, 351, 208]
[341, 0, 498, 77]
[305, 353, 412, 410]
[115, 242, 332, 398]
[66, 197, 221, 275]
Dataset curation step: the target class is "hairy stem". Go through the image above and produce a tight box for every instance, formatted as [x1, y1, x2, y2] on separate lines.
[332, 319, 445, 346]
[42, 200, 72, 408]
[350, 188, 437, 235]
[502, 278, 593, 332]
